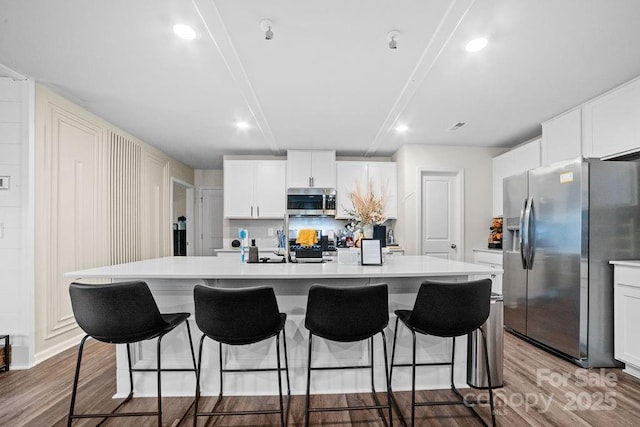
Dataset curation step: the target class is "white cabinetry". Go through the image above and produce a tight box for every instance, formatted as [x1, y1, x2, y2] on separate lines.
[473, 249, 503, 294]
[583, 77, 640, 159]
[336, 161, 397, 219]
[612, 261, 640, 380]
[223, 160, 286, 218]
[368, 162, 398, 219]
[492, 138, 541, 217]
[286, 150, 336, 188]
[336, 161, 367, 218]
[541, 108, 582, 166]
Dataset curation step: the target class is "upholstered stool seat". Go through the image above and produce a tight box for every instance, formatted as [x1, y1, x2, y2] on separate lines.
[193, 284, 291, 426]
[67, 281, 197, 427]
[390, 279, 496, 427]
[304, 283, 393, 427]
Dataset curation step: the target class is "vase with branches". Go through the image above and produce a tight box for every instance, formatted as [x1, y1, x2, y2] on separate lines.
[345, 179, 388, 238]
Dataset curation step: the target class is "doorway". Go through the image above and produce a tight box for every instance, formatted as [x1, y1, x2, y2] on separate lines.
[171, 178, 194, 256]
[200, 187, 224, 256]
[419, 170, 464, 260]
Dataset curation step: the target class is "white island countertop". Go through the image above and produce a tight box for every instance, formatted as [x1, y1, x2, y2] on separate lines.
[610, 260, 640, 267]
[65, 255, 501, 280]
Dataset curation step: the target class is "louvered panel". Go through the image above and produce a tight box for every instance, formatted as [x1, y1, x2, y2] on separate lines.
[108, 132, 141, 264]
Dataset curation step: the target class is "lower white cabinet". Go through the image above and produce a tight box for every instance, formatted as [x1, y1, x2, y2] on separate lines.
[612, 262, 640, 379]
[223, 160, 286, 218]
[472, 249, 503, 294]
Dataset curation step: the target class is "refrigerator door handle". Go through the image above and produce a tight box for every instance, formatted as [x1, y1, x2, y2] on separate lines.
[527, 198, 535, 268]
[519, 198, 528, 269]
[523, 197, 534, 270]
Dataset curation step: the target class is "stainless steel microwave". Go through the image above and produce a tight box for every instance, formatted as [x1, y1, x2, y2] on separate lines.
[287, 188, 336, 216]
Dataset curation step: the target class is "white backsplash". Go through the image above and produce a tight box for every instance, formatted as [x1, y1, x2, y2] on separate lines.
[225, 219, 285, 249]
[225, 218, 397, 249]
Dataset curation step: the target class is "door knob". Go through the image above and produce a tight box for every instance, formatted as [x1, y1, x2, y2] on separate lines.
[450, 244, 457, 249]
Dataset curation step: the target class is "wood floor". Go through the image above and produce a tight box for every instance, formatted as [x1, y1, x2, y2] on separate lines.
[2, 332, 640, 426]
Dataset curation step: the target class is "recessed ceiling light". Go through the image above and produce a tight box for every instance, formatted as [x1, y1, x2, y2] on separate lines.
[173, 24, 196, 40]
[236, 121, 250, 130]
[465, 37, 488, 52]
[395, 125, 409, 133]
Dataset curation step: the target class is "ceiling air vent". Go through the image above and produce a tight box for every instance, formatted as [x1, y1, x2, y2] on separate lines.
[448, 122, 466, 131]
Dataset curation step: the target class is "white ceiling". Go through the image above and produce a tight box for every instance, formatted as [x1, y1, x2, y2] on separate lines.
[2, 0, 640, 169]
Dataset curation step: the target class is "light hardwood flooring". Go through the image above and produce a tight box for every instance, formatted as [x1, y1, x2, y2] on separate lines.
[1, 332, 640, 426]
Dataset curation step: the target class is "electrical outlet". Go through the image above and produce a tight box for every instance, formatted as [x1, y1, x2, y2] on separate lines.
[0, 176, 9, 189]
[268, 228, 274, 237]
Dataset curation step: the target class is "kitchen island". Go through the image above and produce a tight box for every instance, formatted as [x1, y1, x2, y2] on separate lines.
[65, 255, 501, 397]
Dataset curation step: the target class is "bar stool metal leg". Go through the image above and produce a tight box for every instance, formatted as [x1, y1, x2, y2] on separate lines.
[304, 333, 313, 427]
[481, 328, 497, 427]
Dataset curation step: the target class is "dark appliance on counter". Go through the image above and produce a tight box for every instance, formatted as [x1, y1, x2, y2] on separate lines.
[373, 225, 386, 247]
[287, 188, 336, 216]
[503, 157, 640, 368]
[173, 216, 187, 256]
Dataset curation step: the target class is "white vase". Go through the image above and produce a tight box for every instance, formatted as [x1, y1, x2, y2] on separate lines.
[362, 224, 374, 239]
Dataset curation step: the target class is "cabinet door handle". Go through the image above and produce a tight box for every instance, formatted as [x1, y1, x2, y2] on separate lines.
[251, 206, 253, 217]
[257, 206, 260, 217]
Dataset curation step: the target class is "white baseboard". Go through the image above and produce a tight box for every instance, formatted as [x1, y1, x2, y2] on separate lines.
[33, 332, 84, 366]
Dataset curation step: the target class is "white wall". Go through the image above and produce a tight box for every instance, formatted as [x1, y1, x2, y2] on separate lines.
[0, 77, 34, 368]
[393, 144, 507, 261]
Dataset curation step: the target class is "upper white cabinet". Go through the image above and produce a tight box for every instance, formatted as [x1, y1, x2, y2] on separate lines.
[492, 138, 541, 217]
[336, 161, 367, 218]
[286, 150, 336, 188]
[224, 160, 286, 218]
[336, 161, 397, 219]
[541, 108, 582, 166]
[583, 77, 640, 159]
[368, 162, 398, 219]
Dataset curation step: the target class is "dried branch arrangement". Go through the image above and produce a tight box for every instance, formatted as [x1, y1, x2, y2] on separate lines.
[345, 179, 388, 226]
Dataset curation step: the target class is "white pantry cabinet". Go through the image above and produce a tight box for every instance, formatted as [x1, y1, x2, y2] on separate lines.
[611, 261, 640, 380]
[492, 138, 541, 217]
[541, 108, 582, 166]
[583, 77, 640, 159]
[224, 160, 286, 218]
[286, 150, 336, 188]
[336, 161, 397, 219]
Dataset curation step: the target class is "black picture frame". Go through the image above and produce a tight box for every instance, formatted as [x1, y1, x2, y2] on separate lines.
[360, 239, 383, 265]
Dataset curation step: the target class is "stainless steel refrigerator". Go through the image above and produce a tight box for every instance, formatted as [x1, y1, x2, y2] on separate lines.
[503, 157, 640, 367]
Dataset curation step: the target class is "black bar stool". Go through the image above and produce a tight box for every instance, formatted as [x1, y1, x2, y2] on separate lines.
[67, 281, 197, 427]
[390, 278, 496, 427]
[304, 283, 392, 427]
[193, 284, 291, 426]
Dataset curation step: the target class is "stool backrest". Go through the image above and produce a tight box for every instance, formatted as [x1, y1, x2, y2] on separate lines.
[305, 283, 389, 342]
[194, 285, 282, 345]
[69, 281, 166, 344]
[409, 279, 492, 337]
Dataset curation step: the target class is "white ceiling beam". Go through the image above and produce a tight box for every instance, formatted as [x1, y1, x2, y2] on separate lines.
[191, 0, 281, 155]
[365, 0, 476, 157]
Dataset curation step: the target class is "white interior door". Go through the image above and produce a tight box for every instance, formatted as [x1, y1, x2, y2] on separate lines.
[421, 171, 463, 260]
[201, 188, 224, 255]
